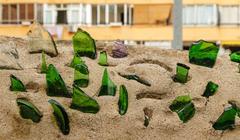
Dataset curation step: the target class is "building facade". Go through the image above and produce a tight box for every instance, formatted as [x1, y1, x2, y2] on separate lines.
[0, 0, 240, 48]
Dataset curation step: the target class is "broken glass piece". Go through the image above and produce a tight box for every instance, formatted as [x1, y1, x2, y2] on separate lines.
[169, 95, 195, 123]
[28, 22, 58, 57]
[189, 40, 219, 68]
[212, 106, 236, 130]
[41, 51, 48, 73]
[16, 98, 43, 123]
[70, 54, 84, 68]
[230, 51, 240, 63]
[238, 64, 240, 73]
[118, 73, 151, 87]
[70, 85, 100, 114]
[144, 115, 150, 127]
[229, 100, 240, 118]
[73, 28, 97, 59]
[174, 63, 190, 84]
[48, 99, 70, 135]
[10, 74, 26, 92]
[98, 68, 117, 96]
[118, 85, 128, 115]
[46, 64, 71, 98]
[98, 51, 108, 66]
[112, 40, 128, 58]
[202, 81, 219, 98]
[143, 107, 153, 127]
[74, 64, 89, 88]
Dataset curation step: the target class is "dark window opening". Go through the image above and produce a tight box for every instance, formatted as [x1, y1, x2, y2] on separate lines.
[57, 10, 67, 24]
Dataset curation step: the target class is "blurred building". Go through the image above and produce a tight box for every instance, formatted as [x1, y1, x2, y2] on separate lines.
[0, 0, 240, 49]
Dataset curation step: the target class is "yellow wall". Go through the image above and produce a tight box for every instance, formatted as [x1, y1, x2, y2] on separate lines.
[0, 0, 173, 4]
[183, 0, 240, 5]
[1, 25, 240, 43]
[1, 0, 240, 5]
[183, 27, 240, 41]
[133, 4, 172, 25]
[0, 25, 173, 41]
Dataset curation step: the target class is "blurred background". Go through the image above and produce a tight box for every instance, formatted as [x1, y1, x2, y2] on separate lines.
[0, 0, 240, 49]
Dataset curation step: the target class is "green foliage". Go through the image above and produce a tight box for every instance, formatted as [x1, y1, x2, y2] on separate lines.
[169, 95, 195, 123]
[72, 28, 97, 59]
[16, 98, 43, 123]
[10, 74, 26, 92]
[46, 64, 71, 98]
[70, 85, 100, 114]
[189, 40, 219, 68]
[48, 99, 70, 135]
[118, 85, 128, 115]
[98, 68, 117, 96]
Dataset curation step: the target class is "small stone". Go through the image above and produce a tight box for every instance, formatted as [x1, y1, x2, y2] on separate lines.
[111, 40, 128, 58]
[27, 22, 58, 57]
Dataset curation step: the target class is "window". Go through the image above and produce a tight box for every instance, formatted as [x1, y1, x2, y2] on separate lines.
[196, 5, 217, 25]
[117, 5, 124, 24]
[92, 5, 97, 25]
[37, 4, 43, 24]
[82, 5, 87, 24]
[99, 5, 106, 24]
[57, 10, 67, 24]
[10, 4, 17, 21]
[109, 5, 115, 23]
[183, 5, 195, 25]
[27, 4, 34, 20]
[2, 4, 9, 23]
[1, 3, 36, 24]
[45, 10, 53, 24]
[183, 5, 218, 26]
[20, 4, 26, 20]
[71, 10, 79, 24]
[93, 4, 132, 26]
[66, 4, 89, 25]
[219, 6, 239, 25]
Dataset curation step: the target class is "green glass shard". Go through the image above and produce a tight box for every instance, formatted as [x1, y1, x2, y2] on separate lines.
[74, 64, 89, 88]
[174, 63, 190, 84]
[98, 51, 108, 66]
[70, 85, 100, 114]
[48, 99, 70, 135]
[169, 95, 195, 123]
[189, 40, 219, 68]
[41, 51, 48, 73]
[144, 115, 150, 127]
[238, 64, 240, 73]
[118, 85, 128, 115]
[16, 98, 43, 123]
[230, 51, 240, 63]
[10, 74, 26, 92]
[229, 100, 240, 118]
[70, 54, 84, 68]
[118, 74, 151, 87]
[212, 106, 237, 130]
[98, 68, 117, 96]
[46, 64, 71, 98]
[72, 28, 97, 59]
[202, 81, 219, 98]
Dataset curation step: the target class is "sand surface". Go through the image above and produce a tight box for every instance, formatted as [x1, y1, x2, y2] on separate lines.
[1, 37, 240, 140]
